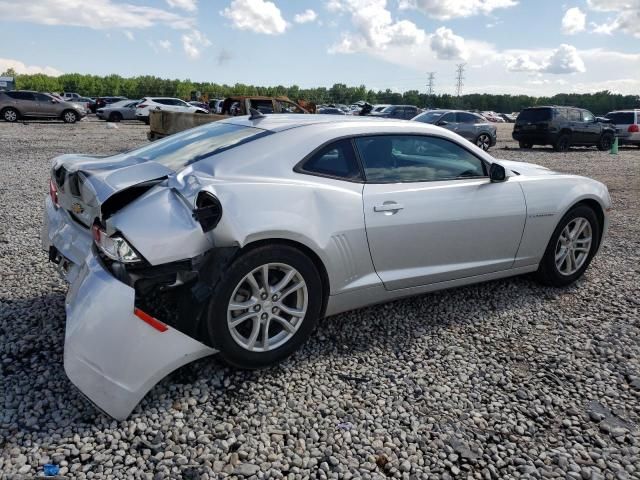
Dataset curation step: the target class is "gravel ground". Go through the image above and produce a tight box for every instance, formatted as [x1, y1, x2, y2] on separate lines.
[0, 118, 639, 479]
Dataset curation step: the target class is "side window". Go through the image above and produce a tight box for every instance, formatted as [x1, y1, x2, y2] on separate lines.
[440, 112, 456, 123]
[276, 100, 305, 114]
[299, 139, 361, 180]
[582, 111, 595, 123]
[457, 112, 477, 123]
[7, 92, 35, 101]
[568, 109, 581, 122]
[355, 135, 486, 183]
[35, 93, 52, 102]
[250, 100, 274, 113]
[153, 99, 168, 105]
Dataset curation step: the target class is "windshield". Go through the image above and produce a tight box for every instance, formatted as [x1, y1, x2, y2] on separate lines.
[114, 122, 269, 171]
[412, 111, 445, 123]
[517, 108, 552, 122]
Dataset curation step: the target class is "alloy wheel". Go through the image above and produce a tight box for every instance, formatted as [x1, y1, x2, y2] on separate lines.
[476, 134, 491, 151]
[227, 263, 308, 352]
[4, 110, 17, 122]
[64, 112, 77, 123]
[555, 217, 592, 276]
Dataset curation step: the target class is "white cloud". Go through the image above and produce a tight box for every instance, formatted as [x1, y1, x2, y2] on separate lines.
[166, 0, 197, 12]
[123, 30, 135, 40]
[158, 40, 172, 51]
[587, 0, 640, 37]
[506, 44, 585, 74]
[544, 44, 586, 73]
[561, 7, 586, 34]
[221, 0, 288, 35]
[294, 9, 318, 24]
[182, 30, 212, 59]
[148, 39, 173, 53]
[328, 0, 426, 53]
[430, 27, 468, 60]
[0, 57, 63, 76]
[398, 0, 518, 20]
[0, 0, 194, 30]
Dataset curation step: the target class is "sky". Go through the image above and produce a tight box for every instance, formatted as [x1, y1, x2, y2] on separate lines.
[0, 0, 638, 96]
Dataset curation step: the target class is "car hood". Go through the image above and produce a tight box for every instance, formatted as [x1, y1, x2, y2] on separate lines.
[51, 153, 173, 225]
[496, 159, 557, 176]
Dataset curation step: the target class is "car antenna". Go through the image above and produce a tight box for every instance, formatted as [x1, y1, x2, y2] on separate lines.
[248, 107, 266, 120]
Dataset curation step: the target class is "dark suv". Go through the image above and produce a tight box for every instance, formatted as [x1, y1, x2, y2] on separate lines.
[513, 106, 615, 152]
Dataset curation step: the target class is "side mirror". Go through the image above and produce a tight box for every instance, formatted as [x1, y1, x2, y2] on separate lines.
[51, 99, 58, 104]
[489, 163, 507, 182]
[436, 120, 448, 126]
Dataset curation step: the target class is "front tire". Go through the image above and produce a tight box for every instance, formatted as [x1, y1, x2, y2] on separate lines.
[597, 132, 614, 151]
[206, 245, 323, 369]
[519, 141, 532, 149]
[535, 205, 600, 287]
[62, 110, 78, 123]
[2, 107, 19, 122]
[475, 133, 491, 151]
[108, 112, 122, 123]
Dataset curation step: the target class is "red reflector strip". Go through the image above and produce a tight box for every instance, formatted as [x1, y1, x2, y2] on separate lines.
[134, 308, 168, 332]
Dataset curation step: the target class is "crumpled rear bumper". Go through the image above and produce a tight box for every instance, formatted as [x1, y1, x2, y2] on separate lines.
[41, 196, 216, 419]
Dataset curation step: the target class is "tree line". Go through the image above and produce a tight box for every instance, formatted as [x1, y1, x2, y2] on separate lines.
[5, 70, 639, 115]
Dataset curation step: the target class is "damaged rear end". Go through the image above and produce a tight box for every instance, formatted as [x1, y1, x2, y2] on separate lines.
[41, 121, 268, 419]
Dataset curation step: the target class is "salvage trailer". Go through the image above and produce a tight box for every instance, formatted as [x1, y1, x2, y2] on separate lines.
[147, 96, 311, 141]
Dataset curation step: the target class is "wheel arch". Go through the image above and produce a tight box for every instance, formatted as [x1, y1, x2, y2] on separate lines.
[238, 237, 330, 318]
[566, 198, 606, 248]
[1, 106, 20, 117]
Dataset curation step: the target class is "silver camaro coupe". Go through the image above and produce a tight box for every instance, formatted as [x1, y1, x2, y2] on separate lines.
[42, 114, 610, 419]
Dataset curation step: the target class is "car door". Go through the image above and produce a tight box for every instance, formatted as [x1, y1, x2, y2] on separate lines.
[35, 93, 59, 117]
[357, 134, 527, 290]
[580, 110, 600, 143]
[9, 92, 37, 115]
[566, 108, 584, 142]
[454, 112, 479, 141]
[436, 112, 458, 134]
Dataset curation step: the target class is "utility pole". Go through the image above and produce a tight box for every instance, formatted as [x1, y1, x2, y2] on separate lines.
[455, 63, 465, 97]
[426, 72, 435, 108]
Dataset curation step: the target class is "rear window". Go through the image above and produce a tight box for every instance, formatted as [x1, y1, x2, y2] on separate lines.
[114, 122, 270, 171]
[412, 111, 445, 123]
[517, 108, 552, 122]
[606, 112, 635, 124]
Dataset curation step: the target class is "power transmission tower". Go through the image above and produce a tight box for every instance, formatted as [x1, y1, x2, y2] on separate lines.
[455, 63, 466, 97]
[426, 72, 435, 108]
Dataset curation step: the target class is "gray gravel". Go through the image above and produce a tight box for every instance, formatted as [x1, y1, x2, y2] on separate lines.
[1, 118, 639, 479]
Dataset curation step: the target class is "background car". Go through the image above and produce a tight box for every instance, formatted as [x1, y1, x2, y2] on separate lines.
[481, 111, 506, 123]
[372, 104, 391, 113]
[96, 99, 140, 122]
[93, 96, 128, 113]
[605, 109, 640, 147]
[317, 107, 346, 115]
[42, 114, 610, 419]
[61, 92, 81, 101]
[189, 101, 211, 113]
[0, 90, 87, 123]
[135, 96, 208, 123]
[513, 106, 616, 151]
[412, 109, 497, 151]
[370, 105, 419, 120]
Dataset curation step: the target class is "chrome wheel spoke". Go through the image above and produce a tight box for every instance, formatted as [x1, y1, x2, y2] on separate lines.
[227, 262, 308, 352]
[229, 311, 258, 328]
[272, 314, 296, 333]
[555, 217, 592, 276]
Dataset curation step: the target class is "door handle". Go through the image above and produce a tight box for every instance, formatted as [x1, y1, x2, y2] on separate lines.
[374, 202, 404, 213]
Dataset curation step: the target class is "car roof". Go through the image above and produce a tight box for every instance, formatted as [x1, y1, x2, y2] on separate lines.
[218, 113, 442, 133]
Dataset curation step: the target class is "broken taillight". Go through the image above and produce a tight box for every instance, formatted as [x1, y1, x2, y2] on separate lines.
[49, 178, 59, 208]
[92, 224, 141, 264]
[136, 104, 147, 109]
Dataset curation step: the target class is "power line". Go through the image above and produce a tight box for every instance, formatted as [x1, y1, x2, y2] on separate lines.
[455, 63, 466, 97]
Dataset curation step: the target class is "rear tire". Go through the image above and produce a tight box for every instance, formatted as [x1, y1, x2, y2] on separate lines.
[535, 205, 600, 287]
[519, 141, 532, 149]
[2, 107, 19, 122]
[597, 132, 614, 151]
[62, 110, 78, 123]
[206, 245, 323, 369]
[108, 112, 122, 123]
[554, 133, 571, 152]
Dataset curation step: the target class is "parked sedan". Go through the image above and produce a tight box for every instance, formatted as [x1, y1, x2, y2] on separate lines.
[42, 114, 610, 419]
[96, 99, 140, 122]
[370, 105, 419, 120]
[0, 90, 87, 123]
[412, 110, 497, 151]
[93, 96, 128, 113]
